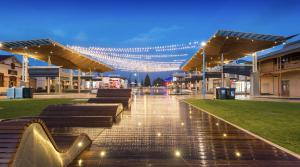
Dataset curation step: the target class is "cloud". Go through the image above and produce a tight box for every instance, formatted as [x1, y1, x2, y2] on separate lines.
[74, 32, 88, 41]
[125, 25, 181, 44]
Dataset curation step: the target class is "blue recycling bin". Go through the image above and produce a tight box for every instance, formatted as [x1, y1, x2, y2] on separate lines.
[227, 88, 236, 99]
[15, 87, 23, 99]
[7, 87, 15, 99]
[216, 87, 227, 99]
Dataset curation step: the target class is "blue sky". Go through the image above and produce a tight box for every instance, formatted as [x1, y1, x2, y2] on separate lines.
[0, 0, 300, 80]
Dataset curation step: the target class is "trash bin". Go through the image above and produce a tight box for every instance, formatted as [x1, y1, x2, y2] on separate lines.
[215, 87, 220, 99]
[7, 87, 15, 99]
[15, 87, 23, 99]
[23, 88, 33, 98]
[226, 88, 236, 99]
[216, 87, 227, 99]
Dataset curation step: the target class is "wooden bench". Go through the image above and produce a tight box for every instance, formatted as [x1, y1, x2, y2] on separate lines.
[96, 88, 132, 98]
[88, 97, 132, 109]
[39, 103, 123, 128]
[89, 89, 133, 109]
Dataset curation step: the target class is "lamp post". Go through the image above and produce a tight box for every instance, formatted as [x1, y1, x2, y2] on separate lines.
[201, 41, 206, 98]
[221, 53, 224, 87]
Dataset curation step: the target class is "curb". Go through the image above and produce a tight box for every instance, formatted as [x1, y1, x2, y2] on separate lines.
[181, 99, 300, 160]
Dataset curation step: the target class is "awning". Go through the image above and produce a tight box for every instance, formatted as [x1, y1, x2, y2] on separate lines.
[0, 39, 113, 72]
[181, 30, 295, 71]
[223, 64, 252, 76]
[185, 72, 222, 82]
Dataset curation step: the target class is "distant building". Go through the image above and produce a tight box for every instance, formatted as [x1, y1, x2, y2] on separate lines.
[0, 55, 22, 94]
[259, 40, 300, 97]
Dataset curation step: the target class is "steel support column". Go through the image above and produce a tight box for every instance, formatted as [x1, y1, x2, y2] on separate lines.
[58, 68, 61, 94]
[21, 56, 29, 87]
[250, 52, 259, 96]
[47, 56, 51, 94]
[78, 69, 81, 93]
[221, 53, 224, 87]
[69, 69, 73, 90]
[89, 69, 93, 90]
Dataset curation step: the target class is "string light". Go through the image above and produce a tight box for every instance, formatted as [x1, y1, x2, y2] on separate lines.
[68, 41, 200, 72]
[70, 41, 199, 53]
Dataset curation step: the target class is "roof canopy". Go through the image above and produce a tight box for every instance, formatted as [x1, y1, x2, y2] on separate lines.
[182, 30, 295, 71]
[259, 40, 300, 62]
[0, 39, 113, 72]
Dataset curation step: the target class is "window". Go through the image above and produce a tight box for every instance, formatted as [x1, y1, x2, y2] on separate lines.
[11, 63, 15, 69]
[0, 73, 4, 87]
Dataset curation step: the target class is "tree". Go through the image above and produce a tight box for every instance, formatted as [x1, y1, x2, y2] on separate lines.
[153, 77, 165, 87]
[144, 74, 151, 87]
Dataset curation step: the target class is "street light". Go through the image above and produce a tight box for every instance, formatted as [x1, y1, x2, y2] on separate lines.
[0, 42, 3, 48]
[201, 41, 207, 98]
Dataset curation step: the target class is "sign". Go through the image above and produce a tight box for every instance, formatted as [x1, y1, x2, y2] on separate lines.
[29, 68, 60, 77]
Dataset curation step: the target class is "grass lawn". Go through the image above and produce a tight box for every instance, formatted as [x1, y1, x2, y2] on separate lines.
[185, 99, 300, 154]
[0, 98, 85, 119]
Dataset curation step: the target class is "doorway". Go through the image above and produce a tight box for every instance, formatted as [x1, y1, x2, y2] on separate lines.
[281, 80, 290, 96]
[9, 76, 17, 87]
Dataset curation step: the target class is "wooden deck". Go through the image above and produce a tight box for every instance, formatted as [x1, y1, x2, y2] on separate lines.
[0, 102, 125, 166]
[69, 95, 300, 167]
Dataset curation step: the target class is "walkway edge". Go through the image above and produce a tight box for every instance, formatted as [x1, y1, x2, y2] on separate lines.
[181, 99, 300, 160]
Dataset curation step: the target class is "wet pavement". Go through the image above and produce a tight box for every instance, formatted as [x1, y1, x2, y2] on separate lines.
[69, 95, 300, 167]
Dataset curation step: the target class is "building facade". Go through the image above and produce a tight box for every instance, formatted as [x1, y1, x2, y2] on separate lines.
[259, 40, 300, 97]
[0, 55, 22, 94]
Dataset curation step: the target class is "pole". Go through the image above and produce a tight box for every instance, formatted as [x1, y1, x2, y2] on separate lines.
[89, 69, 93, 90]
[195, 68, 197, 93]
[250, 52, 258, 96]
[58, 68, 61, 94]
[221, 53, 224, 87]
[21, 56, 29, 86]
[78, 69, 81, 93]
[70, 69, 73, 89]
[279, 56, 282, 96]
[47, 56, 51, 94]
[202, 49, 206, 98]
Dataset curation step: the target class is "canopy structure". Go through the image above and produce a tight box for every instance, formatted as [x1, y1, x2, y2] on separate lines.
[181, 30, 295, 71]
[0, 39, 113, 72]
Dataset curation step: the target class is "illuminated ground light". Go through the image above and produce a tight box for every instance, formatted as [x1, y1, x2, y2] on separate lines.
[175, 150, 181, 157]
[189, 111, 192, 114]
[157, 132, 161, 137]
[77, 142, 83, 147]
[215, 122, 219, 126]
[138, 122, 142, 126]
[100, 151, 106, 157]
[235, 151, 241, 157]
[78, 159, 83, 166]
[181, 122, 185, 126]
[223, 133, 227, 137]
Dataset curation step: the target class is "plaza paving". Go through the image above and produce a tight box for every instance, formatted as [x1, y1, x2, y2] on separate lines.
[67, 95, 300, 167]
